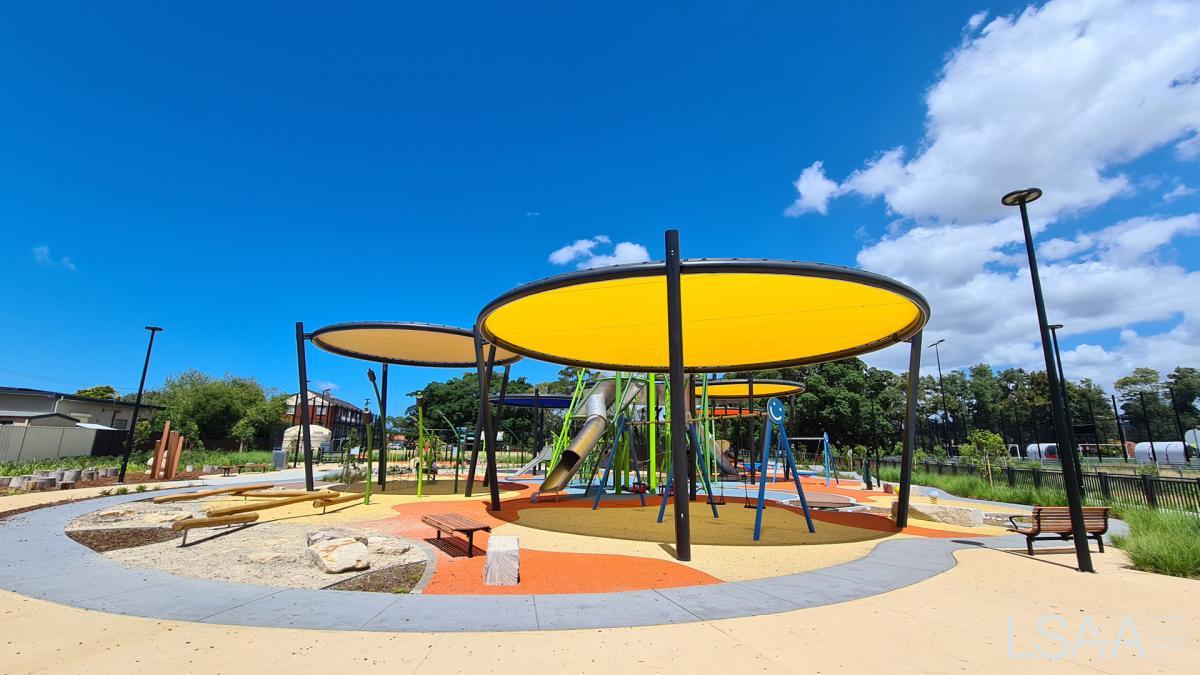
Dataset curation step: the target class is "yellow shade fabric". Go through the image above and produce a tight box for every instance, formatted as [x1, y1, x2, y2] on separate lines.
[310, 322, 521, 367]
[698, 379, 804, 399]
[479, 260, 928, 372]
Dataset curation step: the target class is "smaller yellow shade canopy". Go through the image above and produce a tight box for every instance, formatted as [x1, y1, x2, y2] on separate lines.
[310, 322, 521, 367]
[697, 379, 804, 400]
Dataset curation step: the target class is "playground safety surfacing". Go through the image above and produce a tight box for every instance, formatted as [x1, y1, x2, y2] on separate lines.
[0, 471, 1027, 633]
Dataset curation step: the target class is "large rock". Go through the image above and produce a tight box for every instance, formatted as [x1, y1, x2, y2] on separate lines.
[483, 535, 520, 586]
[143, 511, 191, 525]
[95, 508, 138, 522]
[306, 537, 369, 573]
[891, 501, 983, 527]
[367, 536, 411, 556]
[307, 529, 367, 546]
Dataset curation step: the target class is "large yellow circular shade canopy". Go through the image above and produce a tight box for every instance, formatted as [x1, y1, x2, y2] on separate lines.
[698, 379, 805, 400]
[310, 322, 521, 368]
[479, 260, 928, 373]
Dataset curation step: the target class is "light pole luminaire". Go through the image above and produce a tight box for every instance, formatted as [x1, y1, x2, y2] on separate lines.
[1004, 187, 1093, 572]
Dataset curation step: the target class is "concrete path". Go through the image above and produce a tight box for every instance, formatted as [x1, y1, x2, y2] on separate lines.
[0, 485, 1062, 632]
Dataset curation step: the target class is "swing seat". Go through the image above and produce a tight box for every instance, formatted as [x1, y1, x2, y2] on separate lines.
[630, 482, 648, 494]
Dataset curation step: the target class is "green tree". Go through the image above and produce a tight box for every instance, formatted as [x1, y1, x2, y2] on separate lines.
[231, 393, 289, 451]
[75, 384, 118, 399]
[961, 429, 1007, 485]
[150, 370, 271, 448]
[1166, 367, 1200, 433]
[1115, 367, 1173, 441]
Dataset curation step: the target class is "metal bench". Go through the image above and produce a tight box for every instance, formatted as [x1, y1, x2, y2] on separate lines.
[422, 513, 491, 557]
[1007, 506, 1109, 555]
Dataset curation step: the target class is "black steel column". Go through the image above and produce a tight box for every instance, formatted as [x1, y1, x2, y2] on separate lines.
[896, 332, 922, 528]
[1050, 326, 1083, 487]
[1169, 387, 1189, 461]
[377, 363, 388, 489]
[119, 326, 162, 484]
[482, 344, 502, 510]
[1006, 187, 1093, 572]
[1111, 394, 1128, 461]
[664, 229, 691, 561]
[485, 362, 511, 488]
[295, 322, 314, 491]
[465, 336, 491, 497]
[1139, 392, 1157, 462]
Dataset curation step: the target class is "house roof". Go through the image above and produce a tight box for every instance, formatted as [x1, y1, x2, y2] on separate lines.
[0, 386, 164, 410]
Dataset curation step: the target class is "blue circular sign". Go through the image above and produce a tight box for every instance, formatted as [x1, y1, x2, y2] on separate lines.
[767, 397, 785, 422]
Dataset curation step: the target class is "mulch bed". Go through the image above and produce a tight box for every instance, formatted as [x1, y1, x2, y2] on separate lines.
[66, 527, 183, 552]
[326, 562, 426, 594]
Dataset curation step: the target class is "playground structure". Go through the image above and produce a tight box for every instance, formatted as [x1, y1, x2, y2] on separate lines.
[477, 244, 931, 559]
[284, 233, 930, 560]
[151, 483, 364, 543]
[148, 419, 186, 480]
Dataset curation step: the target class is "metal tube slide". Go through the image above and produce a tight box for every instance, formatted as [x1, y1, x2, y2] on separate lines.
[539, 381, 614, 493]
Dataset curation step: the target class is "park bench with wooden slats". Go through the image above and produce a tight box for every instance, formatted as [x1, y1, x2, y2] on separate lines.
[241, 463, 271, 473]
[421, 513, 491, 557]
[1007, 506, 1110, 555]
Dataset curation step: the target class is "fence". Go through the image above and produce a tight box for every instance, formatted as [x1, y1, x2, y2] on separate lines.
[879, 458, 1200, 512]
[0, 426, 105, 463]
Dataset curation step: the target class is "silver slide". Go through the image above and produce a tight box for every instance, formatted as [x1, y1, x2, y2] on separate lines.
[538, 380, 615, 493]
[507, 444, 553, 478]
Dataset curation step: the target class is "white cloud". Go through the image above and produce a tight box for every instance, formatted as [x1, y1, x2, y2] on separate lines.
[789, 0, 1200, 388]
[313, 381, 339, 392]
[32, 245, 76, 271]
[966, 11, 989, 32]
[792, 0, 1200, 224]
[784, 161, 841, 216]
[548, 236, 650, 269]
[548, 235, 611, 265]
[1164, 184, 1196, 201]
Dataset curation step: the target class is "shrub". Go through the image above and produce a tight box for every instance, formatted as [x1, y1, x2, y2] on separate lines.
[135, 484, 147, 492]
[99, 488, 113, 496]
[114, 486, 129, 495]
[1110, 508, 1200, 578]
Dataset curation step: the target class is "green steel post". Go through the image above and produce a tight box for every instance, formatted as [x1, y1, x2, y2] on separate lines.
[550, 369, 587, 471]
[417, 396, 425, 497]
[364, 422, 373, 505]
[648, 373, 657, 491]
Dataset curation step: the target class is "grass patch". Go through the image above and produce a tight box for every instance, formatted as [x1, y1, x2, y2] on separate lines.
[877, 467, 1068, 506]
[1110, 508, 1200, 578]
[1, 450, 274, 477]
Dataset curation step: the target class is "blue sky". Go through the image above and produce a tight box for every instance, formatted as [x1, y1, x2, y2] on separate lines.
[3, 1, 1198, 411]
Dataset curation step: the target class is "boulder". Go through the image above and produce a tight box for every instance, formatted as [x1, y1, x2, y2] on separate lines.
[306, 538, 369, 573]
[307, 529, 368, 546]
[367, 536, 411, 556]
[891, 500, 983, 527]
[64, 469, 81, 482]
[28, 477, 55, 490]
[143, 511, 191, 525]
[0, 476, 10, 488]
[95, 508, 138, 522]
[483, 535, 520, 586]
[80, 469, 97, 481]
[53, 469, 66, 482]
[10, 476, 29, 490]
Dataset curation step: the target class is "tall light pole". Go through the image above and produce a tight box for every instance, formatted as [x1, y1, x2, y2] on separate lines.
[118, 326, 162, 483]
[1004, 187, 1093, 572]
[927, 339, 952, 452]
[1048, 324, 1083, 488]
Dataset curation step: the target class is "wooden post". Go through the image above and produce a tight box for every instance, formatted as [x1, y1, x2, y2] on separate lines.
[151, 420, 171, 479]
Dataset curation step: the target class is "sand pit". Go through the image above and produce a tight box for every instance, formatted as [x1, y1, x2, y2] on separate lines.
[509, 501, 893, 546]
[66, 500, 428, 590]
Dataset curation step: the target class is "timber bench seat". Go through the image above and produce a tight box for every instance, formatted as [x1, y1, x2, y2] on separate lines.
[216, 465, 242, 476]
[422, 513, 491, 557]
[1007, 506, 1110, 555]
[241, 463, 271, 473]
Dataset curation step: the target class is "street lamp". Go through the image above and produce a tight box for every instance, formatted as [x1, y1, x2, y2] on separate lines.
[1004, 187, 1093, 572]
[926, 339, 953, 453]
[1048, 324, 1083, 484]
[118, 326, 162, 483]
